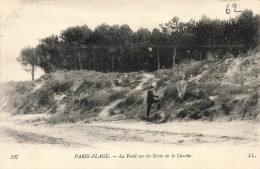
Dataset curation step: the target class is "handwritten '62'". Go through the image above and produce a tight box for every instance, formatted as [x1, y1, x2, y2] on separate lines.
[226, 3, 242, 14]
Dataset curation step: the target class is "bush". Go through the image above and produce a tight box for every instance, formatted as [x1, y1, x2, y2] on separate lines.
[122, 78, 131, 86]
[125, 91, 143, 105]
[163, 85, 178, 101]
[49, 81, 73, 93]
[118, 91, 144, 108]
[183, 61, 203, 79]
[38, 91, 55, 107]
[109, 89, 128, 101]
[14, 81, 35, 94]
[63, 70, 113, 88]
[182, 82, 206, 101]
[176, 98, 214, 119]
[87, 94, 110, 108]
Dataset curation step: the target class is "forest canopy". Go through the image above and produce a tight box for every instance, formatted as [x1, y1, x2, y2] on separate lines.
[18, 10, 260, 79]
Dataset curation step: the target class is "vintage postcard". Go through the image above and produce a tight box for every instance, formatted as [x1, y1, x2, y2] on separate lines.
[0, 0, 260, 168]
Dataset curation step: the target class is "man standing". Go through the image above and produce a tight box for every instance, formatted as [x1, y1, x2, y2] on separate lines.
[146, 86, 159, 117]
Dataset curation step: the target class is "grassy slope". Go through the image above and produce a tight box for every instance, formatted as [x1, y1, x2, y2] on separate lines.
[153, 51, 260, 121]
[0, 70, 142, 123]
[1, 51, 259, 123]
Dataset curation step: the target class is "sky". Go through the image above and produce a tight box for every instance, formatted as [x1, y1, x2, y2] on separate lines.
[0, 0, 259, 82]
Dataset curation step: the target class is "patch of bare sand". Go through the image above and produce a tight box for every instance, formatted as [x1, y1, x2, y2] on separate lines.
[0, 110, 259, 169]
[1, 115, 258, 147]
[0, 118, 259, 169]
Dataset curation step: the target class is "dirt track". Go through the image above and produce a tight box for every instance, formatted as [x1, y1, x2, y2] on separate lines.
[1, 112, 260, 169]
[0, 112, 259, 148]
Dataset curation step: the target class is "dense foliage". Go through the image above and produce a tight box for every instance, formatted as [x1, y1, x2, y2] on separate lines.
[19, 10, 259, 76]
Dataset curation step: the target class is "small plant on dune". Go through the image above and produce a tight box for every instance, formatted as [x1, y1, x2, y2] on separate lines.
[118, 91, 144, 108]
[51, 71, 66, 82]
[14, 81, 35, 94]
[86, 94, 110, 108]
[182, 82, 206, 101]
[162, 84, 178, 101]
[109, 89, 129, 101]
[125, 91, 144, 105]
[37, 87, 55, 106]
[49, 81, 73, 93]
[44, 113, 83, 124]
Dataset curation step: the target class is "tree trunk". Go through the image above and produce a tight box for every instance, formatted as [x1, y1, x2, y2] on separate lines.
[101, 57, 104, 72]
[92, 48, 96, 71]
[112, 56, 114, 72]
[31, 65, 35, 81]
[119, 47, 122, 72]
[157, 46, 160, 70]
[77, 51, 82, 70]
[199, 49, 202, 61]
[74, 56, 78, 70]
[173, 43, 178, 68]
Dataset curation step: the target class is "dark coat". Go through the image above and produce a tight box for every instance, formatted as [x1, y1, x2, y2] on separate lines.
[147, 89, 155, 104]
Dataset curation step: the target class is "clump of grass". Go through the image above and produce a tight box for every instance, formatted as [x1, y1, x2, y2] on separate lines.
[7, 81, 35, 95]
[176, 98, 214, 119]
[51, 71, 66, 82]
[117, 91, 144, 108]
[49, 81, 73, 93]
[24, 117, 47, 123]
[155, 60, 204, 84]
[14, 80, 71, 114]
[125, 91, 144, 105]
[45, 113, 83, 124]
[182, 82, 206, 101]
[109, 89, 129, 101]
[110, 90, 145, 119]
[178, 60, 204, 80]
[85, 93, 110, 108]
[162, 84, 178, 101]
[122, 78, 131, 86]
[77, 90, 127, 110]
[63, 70, 114, 88]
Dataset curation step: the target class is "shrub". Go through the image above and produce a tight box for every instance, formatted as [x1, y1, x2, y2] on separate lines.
[38, 90, 55, 106]
[118, 91, 144, 108]
[87, 94, 110, 108]
[182, 82, 206, 101]
[122, 78, 131, 86]
[163, 85, 178, 101]
[182, 60, 203, 79]
[49, 81, 73, 93]
[125, 91, 143, 105]
[51, 71, 65, 82]
[176, 98, 214, 119]
[14, 81, 35, 94]
[76, 92, 111, 111]
[109, 89, 128, 101]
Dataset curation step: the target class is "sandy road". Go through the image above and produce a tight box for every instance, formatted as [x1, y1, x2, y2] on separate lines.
[0, 112, 259, 148]
[0, 113, 260, 169]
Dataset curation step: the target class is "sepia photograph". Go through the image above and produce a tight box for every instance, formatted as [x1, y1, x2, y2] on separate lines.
[0, 0, 260, 168]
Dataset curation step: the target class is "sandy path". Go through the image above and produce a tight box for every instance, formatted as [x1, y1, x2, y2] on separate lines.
[1, 113, 259, 148]
[0, 112, 259, 169]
